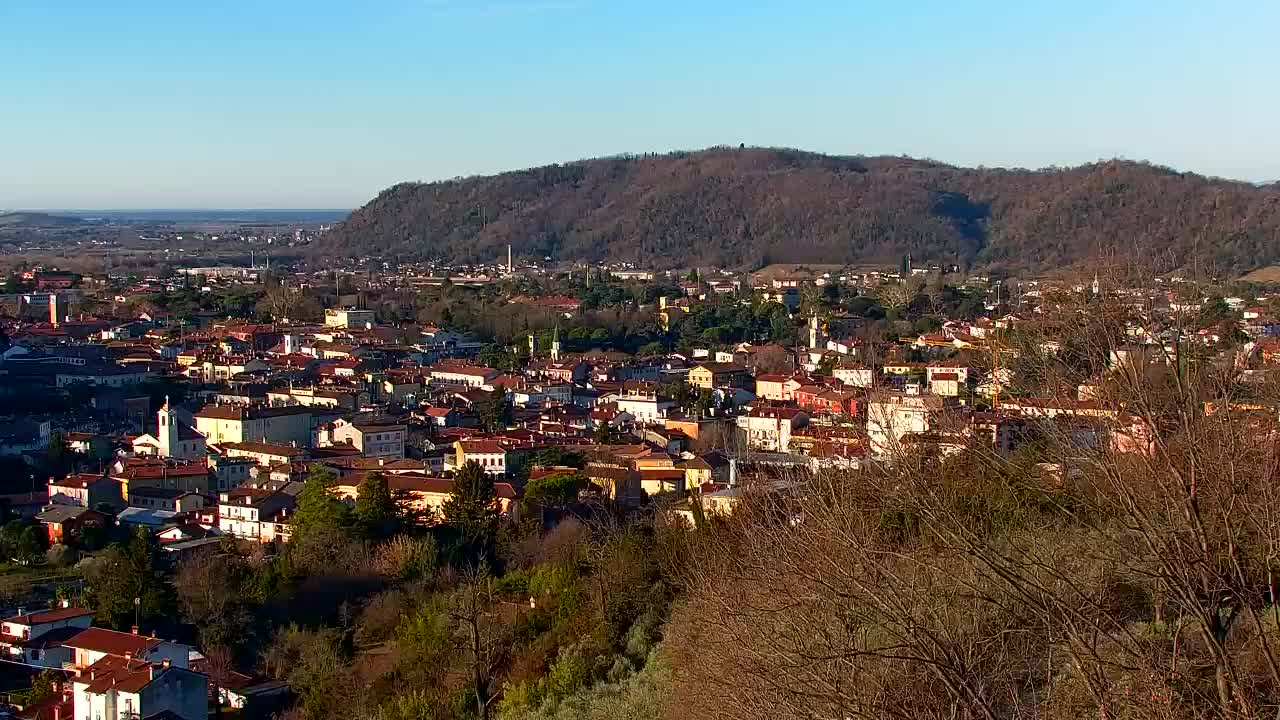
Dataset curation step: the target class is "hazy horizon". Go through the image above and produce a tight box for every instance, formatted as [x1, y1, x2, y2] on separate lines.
[3, 1, 1276, 208]
[8, 147, 1276, 215]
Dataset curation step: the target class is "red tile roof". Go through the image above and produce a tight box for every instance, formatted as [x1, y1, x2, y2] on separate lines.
[2, 605, 93, 625]
[79, 655, 159, 694]
[64, 627, 159, 657]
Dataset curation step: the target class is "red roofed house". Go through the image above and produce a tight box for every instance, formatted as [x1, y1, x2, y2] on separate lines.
[71, 652, 207, 720]
[0, 602, 94, 668]
[928, 372, 962, 397]
[35, 505, 109, 545]
[47, 473, 124, 510]
[736, 406, 809, 452]
[754, 373, 791, 401]
[454, 438, 529, 475]
[512, 295, 581, 312]
[333, 473, 521, 522]
[794, 386, 860, 416]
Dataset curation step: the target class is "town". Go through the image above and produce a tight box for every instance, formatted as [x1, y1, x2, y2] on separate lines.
[0, 245, 1276, 719]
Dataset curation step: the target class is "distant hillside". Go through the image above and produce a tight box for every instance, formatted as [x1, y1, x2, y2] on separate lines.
[318, 148, 1280, 275]
[0, 211, 85, 228]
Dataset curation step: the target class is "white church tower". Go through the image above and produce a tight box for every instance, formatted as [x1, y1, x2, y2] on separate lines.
[551, 326, 562, 362]
[158, 396, 178, 459]
[156, 397, 205, 460]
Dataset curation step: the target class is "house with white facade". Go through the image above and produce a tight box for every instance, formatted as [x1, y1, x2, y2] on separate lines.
[218, 488, 296, 543]
[0, 603, 94, 668]
[736, 406, 809, 452]
[614, 390, 675, 424]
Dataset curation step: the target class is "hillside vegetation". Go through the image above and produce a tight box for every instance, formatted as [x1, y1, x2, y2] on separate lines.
[0, 211, 84, 227]
[319, 148, 1280, 275]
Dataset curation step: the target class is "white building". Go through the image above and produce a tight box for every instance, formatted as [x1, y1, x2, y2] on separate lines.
[218, 488, 295, 543]
[72, 655, 207, 720]
[866, 390, 944, 457]
[736, 407, 809, 452]
[324, 418, 407, 459]
[834, 365, 875, 388]
[615, 391, 675, 424]
[324, 307, 376, 328]
[427, 363, 499, 388]
[0, 603, 94, 668]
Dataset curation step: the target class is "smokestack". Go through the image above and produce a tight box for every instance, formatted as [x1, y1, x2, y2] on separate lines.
[507, 245, 512, 274]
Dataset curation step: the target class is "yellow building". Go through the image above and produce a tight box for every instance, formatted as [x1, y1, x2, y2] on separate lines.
[686, 362, 750, 390]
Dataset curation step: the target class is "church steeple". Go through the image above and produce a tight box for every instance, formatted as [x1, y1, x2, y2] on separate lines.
[158, 396, 178, 458]
[551, 325, 562, 362]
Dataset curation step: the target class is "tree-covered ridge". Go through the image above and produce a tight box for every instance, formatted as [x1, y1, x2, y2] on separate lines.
[319, 148, 1280, 275]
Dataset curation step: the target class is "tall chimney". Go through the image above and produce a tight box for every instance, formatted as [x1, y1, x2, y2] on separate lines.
[49, 294, 59, 328]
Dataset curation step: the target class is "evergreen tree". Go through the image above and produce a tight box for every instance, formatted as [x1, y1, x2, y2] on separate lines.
[355, 471, 396, 539]
[477, 386, 513, 432]
[443, 461, 500, 551]
[84, 527, 171, 631]
[291, 466, 350, 541]
[0, 520, 48, 565]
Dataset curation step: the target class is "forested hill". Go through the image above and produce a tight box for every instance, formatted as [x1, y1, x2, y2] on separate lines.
[319, 148, 1280, 275]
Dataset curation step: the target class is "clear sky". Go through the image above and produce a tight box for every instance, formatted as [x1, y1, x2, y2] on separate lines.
[1, 0, 1276, 209]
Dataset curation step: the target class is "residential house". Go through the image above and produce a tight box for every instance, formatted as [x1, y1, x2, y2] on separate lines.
[678, 451, 731, 489]
[324, 308, 375, 328]
[185, 356, 269, 383]
[47, 474, 124, 510]
[427, 362, 499, 388]
[584, 462, 641, 507]
[194, 404, 315, 446]
[332, 473, 520, 522]
[217, 441, 309, 468]
[833, 364, 875, 388]
[686, 363, 751, 391]
[127, 486, 209, 513]
[71, 653, 207, 720]
[326, 417, 407, 459]
[111, 458, 214, 496]
[0, 603, 94, 668]
[454, 438, 529, 476]
[207, 454, 254, 492]
[736, 407, 809, 452]
[267, 385, 367, 411]
[866, 390, 946, 457]
[614, 389, 675, 424]
[928, 372, 963, 397]
[35, 505, 108, 545]
[217, 488, 296, 543]
[754, 373, 791, 401]
[63, 626, 191, 671]
[794, 386, 859, 416]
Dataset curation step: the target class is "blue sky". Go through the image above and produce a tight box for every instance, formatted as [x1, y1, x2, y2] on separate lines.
[1, 0, 1276, 209]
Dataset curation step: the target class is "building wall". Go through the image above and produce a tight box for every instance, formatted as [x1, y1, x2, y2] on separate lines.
[139, 669, 208, 720]
[196, 412, 312, 446]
